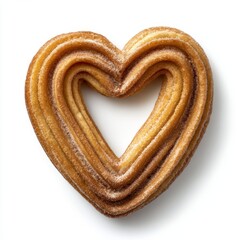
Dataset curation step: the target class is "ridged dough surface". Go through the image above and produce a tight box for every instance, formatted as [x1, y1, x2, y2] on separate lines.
[25, 27, 213, 217]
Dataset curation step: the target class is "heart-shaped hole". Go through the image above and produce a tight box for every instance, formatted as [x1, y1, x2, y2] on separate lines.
[81, 79, 162, 157]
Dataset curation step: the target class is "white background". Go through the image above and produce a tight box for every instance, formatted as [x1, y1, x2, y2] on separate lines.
[0, 0, 240, 239]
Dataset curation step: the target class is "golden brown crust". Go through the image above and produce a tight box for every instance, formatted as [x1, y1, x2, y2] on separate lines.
[25, 27, 213, 217]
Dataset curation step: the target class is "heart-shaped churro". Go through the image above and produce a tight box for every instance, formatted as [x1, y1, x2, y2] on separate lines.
[25, 27, 213, 217]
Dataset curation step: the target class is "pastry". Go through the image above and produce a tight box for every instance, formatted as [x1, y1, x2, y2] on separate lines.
[25, 27, 213, 217]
